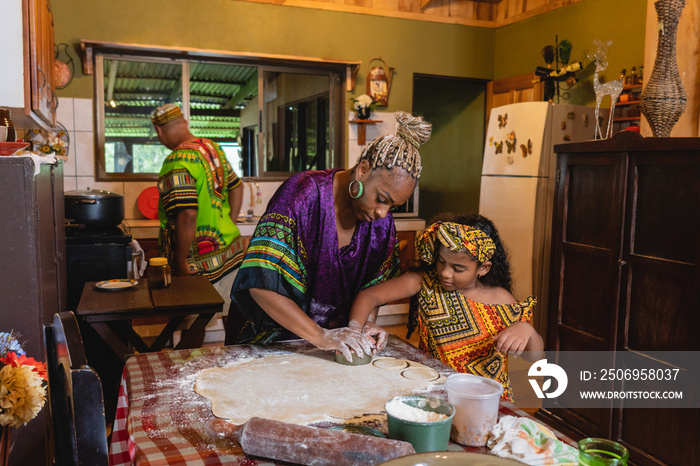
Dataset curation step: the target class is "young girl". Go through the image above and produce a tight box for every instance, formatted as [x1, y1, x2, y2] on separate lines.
[349, 213, 543, 401]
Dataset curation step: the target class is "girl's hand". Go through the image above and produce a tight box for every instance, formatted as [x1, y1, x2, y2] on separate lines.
[361, 321, 388, 354]
[492, 322, 538, 358]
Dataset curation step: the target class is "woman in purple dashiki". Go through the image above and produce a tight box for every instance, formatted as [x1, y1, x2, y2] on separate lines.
[226, 112, 432, 361]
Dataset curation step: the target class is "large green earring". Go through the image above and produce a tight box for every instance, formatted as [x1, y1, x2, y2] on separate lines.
[348, 179, 364, 199]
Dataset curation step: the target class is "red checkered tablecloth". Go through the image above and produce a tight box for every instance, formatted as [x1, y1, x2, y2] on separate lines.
[108, 338, 575, 466]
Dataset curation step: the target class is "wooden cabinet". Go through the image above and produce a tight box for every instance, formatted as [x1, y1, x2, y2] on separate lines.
[0, 157, 66, 465]
[28, 0, 57, 126]
[0, 0, 57, 130]
[536, 132, 700, 465]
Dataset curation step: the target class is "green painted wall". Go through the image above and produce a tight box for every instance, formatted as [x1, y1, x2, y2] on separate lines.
[53, 0, 495, 113]
[414, 78, 486, 221]
[52, 0, 645, 217]
[495, 0, 646, 105]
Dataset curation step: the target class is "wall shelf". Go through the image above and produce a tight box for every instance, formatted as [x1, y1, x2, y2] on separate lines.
[349, 119, 382, 145]
[616, 100, 641, 107]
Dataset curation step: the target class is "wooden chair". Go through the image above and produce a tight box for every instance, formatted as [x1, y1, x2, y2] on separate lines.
[44, 311, 109, 466]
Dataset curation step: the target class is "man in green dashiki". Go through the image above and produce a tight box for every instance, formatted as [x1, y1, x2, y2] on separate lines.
[152, 104, 246, 313]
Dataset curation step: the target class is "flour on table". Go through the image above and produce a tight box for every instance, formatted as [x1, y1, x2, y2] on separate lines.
[194, 351, 438, 425]
[385, 398, 449, 423]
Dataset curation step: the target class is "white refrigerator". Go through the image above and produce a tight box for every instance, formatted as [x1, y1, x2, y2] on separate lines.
[478, 102, 598, 338]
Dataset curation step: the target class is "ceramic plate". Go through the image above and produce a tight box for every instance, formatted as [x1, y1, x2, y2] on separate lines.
[380, 451, 527, 465]
[0, 142, 30, 156]
[137, 186, 160, 219]
[95, 279, 138, 291]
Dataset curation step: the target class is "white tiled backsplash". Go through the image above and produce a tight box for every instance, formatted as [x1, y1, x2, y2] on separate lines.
[346, 111, 396, 168]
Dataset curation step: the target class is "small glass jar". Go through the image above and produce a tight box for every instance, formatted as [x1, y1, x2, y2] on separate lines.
[578, 437, 629, 465]
[147, 257, 171, 289]
[0, 107, 17, 142]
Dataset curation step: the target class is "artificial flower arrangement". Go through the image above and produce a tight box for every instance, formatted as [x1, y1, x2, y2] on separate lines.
[0, 332, 47, 429]
[349, 94, 378, 120]
[28, 125, 69, 158]
[350, 94, 377, 112]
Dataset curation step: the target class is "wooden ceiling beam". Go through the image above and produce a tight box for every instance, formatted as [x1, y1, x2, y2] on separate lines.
[167, 75, 183, 103]
[222, 78, 258, 110]
[106, 60, 119, 103]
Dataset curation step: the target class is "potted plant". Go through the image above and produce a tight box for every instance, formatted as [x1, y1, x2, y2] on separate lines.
[350, 94, 377, 120]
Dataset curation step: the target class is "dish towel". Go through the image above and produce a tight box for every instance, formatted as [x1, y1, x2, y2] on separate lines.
[11, 151, 57, 175]
[487, 415, 578, 465]
[130, 239, 148, 279]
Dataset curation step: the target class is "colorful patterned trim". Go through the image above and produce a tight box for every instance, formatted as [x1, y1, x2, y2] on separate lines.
[151, 104, 183, 126]
[160, 226, 245, 282]
[229, 174, 242, 191]
[238, 213, 308, 294]
[364, 239, 401, 288]
[159, 169, 197, 216]
[199, 237, 246, 282]
[241, 236, 306, 294]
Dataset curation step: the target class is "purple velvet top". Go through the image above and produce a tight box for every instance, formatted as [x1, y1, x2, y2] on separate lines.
[228, 169, 400, 343]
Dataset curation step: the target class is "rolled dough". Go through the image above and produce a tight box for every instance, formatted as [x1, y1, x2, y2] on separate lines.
[194, 351, 440, 425]
[372, 357, 409, 370]
[400, 367, 440, 382]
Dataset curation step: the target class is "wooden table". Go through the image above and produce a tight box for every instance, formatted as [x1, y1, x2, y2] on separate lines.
[108, 336, 576, 466]
[76, 274, 224, 361]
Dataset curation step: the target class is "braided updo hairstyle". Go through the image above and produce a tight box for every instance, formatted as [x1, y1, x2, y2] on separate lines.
[356, 111, 432, 179]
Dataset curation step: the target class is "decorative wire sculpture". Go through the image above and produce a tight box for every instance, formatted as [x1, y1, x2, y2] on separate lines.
[534, 36, 582, 102]
[589, 40, 624, 139]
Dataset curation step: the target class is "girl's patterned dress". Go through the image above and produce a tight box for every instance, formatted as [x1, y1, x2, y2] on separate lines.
[416, 269, 536, 401]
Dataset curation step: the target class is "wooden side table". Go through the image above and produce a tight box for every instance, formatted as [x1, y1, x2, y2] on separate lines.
[76, 275, 223, 361]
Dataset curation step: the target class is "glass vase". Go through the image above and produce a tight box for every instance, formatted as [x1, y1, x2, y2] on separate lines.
[356, 107, 371, 120]
[0, 108, 16, 142]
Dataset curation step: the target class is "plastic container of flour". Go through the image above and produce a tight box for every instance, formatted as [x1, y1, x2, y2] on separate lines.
[385, 395, 454, 452]
[444, 373, 504, 446]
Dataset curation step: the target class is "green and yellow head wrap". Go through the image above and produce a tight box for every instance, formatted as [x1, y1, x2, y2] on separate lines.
[416, 221, 496, 264]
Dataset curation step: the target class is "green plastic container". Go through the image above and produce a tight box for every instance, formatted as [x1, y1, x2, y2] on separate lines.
[385, 395, 455, 452]
[334, 351, 372, 366]
[578, 438, 629, 465]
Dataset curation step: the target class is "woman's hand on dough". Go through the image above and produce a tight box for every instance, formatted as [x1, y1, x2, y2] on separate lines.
[313, 327, 374, 361]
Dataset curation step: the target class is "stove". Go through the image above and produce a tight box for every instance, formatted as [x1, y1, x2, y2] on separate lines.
[65, 224, 132, 311]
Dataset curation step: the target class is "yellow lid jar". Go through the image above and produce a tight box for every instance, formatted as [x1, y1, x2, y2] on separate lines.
[147, 257, 171, 289]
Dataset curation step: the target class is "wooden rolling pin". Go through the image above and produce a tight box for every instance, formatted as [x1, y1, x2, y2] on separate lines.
[208, 417, 416, 465]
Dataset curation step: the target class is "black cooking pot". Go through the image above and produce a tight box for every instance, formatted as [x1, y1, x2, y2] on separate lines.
[65, 189, 125, 228]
